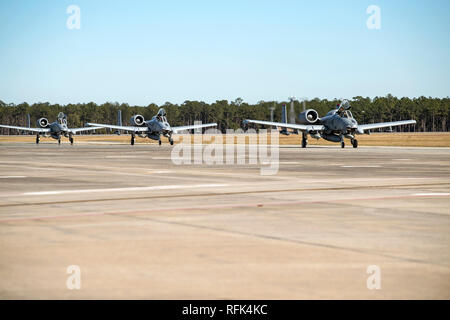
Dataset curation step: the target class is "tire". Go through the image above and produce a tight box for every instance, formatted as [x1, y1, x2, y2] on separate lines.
[170, 139, 174, 146]
[131, 137, 135, 145]
[158, 140, 162, 146]
[58, 138, 61, 145]
[69, 137, 74, 145]
[36, 136, 40, 144]
[352, 139, 358, 148]
[301, 139, 307, 148]
[341, 141, 345, 148]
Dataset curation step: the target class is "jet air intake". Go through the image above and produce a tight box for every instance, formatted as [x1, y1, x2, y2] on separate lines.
[37, 118, 49, 128]
[130, 115, 145, 126]
[298, 109, 319, 125]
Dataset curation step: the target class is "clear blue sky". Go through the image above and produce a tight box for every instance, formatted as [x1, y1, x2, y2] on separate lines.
[0, 0, 448, 105]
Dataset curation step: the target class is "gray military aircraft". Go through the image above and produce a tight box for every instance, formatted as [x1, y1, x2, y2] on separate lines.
[87, 108, 217, 145]
[0, 112, 102, 144]
[243, 100, 416, 148]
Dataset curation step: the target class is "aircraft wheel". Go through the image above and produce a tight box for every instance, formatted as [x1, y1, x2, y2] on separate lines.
[36, 135, 40, 144]
[169, 138, 174, 146]
[58, 137, 61, 145]
[352, 139, 358, 148]
[69, 137, 74, 145]
[131, 136, 135, 145]
[301, 138, 307, 148]
[158, 139, 162, 146]
[341, 141, 345, 148]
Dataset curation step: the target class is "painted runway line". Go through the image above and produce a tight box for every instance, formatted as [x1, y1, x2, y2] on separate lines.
[341, 165, 381, 168]
[280, 161, 302, 165]
[147, 170, 172, 174]
[105, 155, 139, 158]
[0, 176, 26, 179]
[22, 184, 229, 196]
[413, 193, 450, 196]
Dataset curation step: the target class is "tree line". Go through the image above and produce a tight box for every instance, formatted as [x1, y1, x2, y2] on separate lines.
[0, 94, 448, 134]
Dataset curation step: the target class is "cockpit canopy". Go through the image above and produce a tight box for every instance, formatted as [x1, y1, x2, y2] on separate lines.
[340, 100, 351, 110]
[342, 110, 353, 118]
[157, 108, 167, 117]
[156, 108, 168, 123]
[336, 100, 353, 118]
[57, 112, 67, 125]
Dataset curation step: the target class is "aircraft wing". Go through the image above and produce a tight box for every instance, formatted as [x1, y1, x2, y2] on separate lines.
[171, 123, 217, 134]
[86, 123, 149, 132]
[243, 120, 324, 132]
[69, 127, 104, 134]
[0, 124, 50, 133]
[358, 120, 416, 132]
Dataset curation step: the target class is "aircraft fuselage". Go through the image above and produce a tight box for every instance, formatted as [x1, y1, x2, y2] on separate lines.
[320, 113, 358, 136]
[141, 117, 172, 141]
[47, 122, 70, 139]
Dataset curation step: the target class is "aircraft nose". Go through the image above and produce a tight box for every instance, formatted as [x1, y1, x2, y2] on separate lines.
[160, 123, 170, 132]
[346, 119, 357, 129]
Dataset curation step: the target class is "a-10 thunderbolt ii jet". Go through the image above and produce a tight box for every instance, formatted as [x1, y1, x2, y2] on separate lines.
[87, 108, 217, 145]
[0, 112, 102, 144]
[243, 100, 416, 148]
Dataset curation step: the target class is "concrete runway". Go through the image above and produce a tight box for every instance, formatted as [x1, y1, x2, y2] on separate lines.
[0, 142, 449, 299]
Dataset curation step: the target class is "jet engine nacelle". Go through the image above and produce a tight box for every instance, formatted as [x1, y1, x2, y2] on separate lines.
[298, 109, 319, 125]
[130, 115, 145, 126]
[37, 118, 49, 128]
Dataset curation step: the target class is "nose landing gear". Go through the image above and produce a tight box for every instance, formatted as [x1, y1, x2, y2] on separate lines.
[339, 134, 345, 148]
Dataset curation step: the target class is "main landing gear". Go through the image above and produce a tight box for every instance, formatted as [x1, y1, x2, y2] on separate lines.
[36, 134, 40, 144]
[131, 134, 135, 145]
[158, 139, 162, 146]
[301, 134, 307, 148]
[69, 134, 74, 145]
[57, 135, 61, 145]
